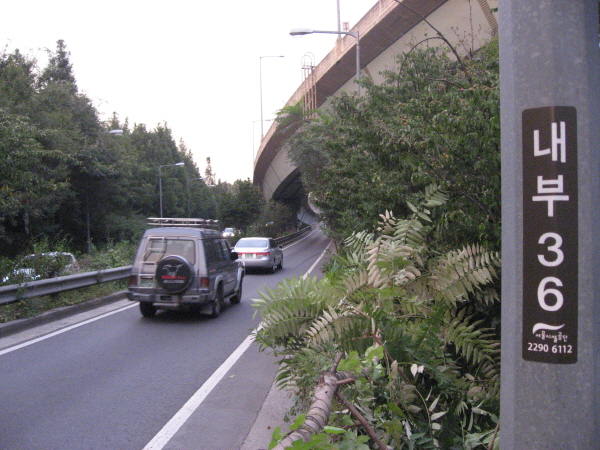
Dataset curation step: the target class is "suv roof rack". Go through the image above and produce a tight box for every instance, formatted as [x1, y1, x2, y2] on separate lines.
[147, 218, 220, 230]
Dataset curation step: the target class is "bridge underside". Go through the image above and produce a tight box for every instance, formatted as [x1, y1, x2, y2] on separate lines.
[272, 168, 304, 205]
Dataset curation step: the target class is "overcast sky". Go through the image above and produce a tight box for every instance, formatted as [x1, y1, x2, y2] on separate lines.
[2, 0, 377, 183]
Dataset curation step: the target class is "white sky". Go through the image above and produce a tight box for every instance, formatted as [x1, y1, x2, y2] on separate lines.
[2, 0, 377, 183]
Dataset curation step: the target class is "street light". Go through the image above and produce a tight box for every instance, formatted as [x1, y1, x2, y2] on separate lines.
[290, 28, 361, 96]
[186, 176, 204, 217]
[260, 55, 284, 139]
[159, 162, 184, 218]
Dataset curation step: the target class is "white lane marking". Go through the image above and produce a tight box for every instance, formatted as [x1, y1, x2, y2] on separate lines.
[0, 303, 137, 357]
[303, 239, 334, 280]
[142, 328, 259, 450]
[283, 227, 333, 279]
[144, 233, 332, 449]
[281, 227, 319, 249]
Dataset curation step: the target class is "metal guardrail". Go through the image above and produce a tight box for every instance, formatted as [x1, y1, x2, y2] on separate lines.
[0, 224, 314, 307]
[274, 224, 312, 246]
[0, 266, 132, 306]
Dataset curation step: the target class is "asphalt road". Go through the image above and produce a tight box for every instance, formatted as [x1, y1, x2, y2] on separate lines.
[0, 227, 332, 450]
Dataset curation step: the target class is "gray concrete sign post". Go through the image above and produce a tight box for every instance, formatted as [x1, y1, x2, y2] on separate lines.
[500, 1, 600, 448]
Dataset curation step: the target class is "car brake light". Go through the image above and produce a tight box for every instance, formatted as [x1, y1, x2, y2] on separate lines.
[129, 275, 137, 286]
[255, 252, 270, 256]
[200, 277, 210, 288]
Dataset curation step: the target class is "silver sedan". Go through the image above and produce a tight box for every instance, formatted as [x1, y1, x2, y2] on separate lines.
[234, 237, 283, 273]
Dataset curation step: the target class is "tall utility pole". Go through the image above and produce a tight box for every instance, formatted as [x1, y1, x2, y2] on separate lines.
[259, 55, 284, 139]
[500, 1, 600, 448]
[336, 0, 341, 35]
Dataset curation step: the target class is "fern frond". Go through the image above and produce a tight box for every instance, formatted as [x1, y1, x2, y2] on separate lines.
[341, 267, 370, 297]
[255, 276, 341, 348]
[391, 214, 428, 249]
[253, 185, 502, 443]
[443, 309, 500, 378]
[430, 244, 500, 305]
[344, 229, 375, 256]
[423, 183, 449, 207]
[305, 305, 361, 349]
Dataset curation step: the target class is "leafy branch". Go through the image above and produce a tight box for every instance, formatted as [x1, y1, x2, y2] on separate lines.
[257, 189, 501, 449]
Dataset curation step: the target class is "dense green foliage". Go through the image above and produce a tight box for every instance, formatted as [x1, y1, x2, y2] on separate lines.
[0, 41, 196, 255]
[0, 41, 293, 260]
[256, 189, 501, 449]
[217, 179, 266, 234]
[283, 39, 500, 251]
[257, 36, 502, 449]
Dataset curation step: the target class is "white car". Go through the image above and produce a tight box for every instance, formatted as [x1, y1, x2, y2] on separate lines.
[3, 252, 78, 284]
[234, 237, 283, 273]
[222, 228, 236, 238]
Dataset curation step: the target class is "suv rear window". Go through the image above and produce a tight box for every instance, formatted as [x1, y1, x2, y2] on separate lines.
[143, 238, 196, 264]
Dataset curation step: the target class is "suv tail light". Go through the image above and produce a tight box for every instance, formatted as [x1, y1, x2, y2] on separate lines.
[200, 277, 210, 288]
[129, 275, 137, 287]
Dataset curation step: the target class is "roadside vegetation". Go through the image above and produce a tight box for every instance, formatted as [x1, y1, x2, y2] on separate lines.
[0, 238, 136, 323]
[2, 25, 502, 449]
[0, 40, 296, 260]
[254, 34, 501, 449]
[0, 40, 299, 321]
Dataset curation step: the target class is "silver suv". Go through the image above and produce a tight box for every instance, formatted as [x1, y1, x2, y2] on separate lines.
[127, 218, 244, 318]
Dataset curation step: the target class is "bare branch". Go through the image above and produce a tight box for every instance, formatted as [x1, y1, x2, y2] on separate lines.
[334, 378, 356, 386]
[270, 370, 356, 450]
[331, 351, 344, 372]
[393, 0, 473, 84]
[487, 419, 500, 450]
[335, 390, 389, 450]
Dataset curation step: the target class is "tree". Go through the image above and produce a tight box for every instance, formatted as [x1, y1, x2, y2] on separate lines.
[252, 200, 297, 237]
[0, 39, 247, 256]
[284, 38, 500, 251]
[204, 157, 216, 186]
[218, 179, 265, 234]
[0, 110, 71, 252]
[0, 48, 37, 114]
[125, 123, 188, 220]
[39, 40, 76, 87]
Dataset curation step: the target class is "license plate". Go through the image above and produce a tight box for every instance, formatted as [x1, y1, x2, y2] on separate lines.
[243, 254, 256, 259]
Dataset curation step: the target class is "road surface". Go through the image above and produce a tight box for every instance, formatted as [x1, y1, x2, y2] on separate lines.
[0, 227, 331, 450]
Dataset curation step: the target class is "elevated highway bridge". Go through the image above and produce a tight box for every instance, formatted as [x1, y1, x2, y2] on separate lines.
[252, 0, 498, 218]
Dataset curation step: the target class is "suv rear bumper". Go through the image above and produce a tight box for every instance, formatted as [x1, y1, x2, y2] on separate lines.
[126, 291, 212, 305]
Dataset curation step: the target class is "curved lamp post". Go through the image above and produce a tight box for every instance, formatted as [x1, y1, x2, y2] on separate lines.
[159, 162, 184, 218]
[290, 28, 360, 96]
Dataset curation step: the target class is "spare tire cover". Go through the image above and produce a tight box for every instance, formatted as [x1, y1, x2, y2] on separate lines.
[156, 255, 194, 293]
